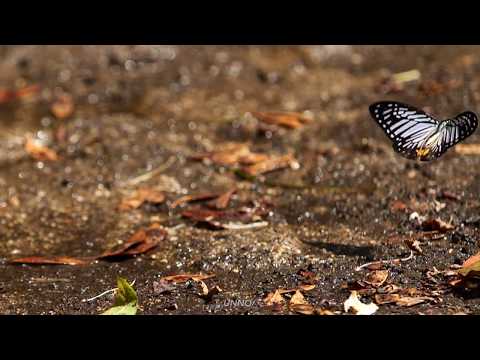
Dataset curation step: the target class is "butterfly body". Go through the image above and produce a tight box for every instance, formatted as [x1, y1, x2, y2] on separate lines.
[369, 101, 478, 161]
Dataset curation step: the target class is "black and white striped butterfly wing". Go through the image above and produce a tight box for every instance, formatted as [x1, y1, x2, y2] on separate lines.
[369, 101, 439, 160]
[441, 111, 478, 150]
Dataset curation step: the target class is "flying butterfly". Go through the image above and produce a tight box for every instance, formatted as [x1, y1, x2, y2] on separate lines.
[369, 101, 478, 161]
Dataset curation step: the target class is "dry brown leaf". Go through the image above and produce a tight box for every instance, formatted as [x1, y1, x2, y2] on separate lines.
[439, 191, 461, 201]
[290, 290, 308, 305]
[160, 273, 216, 283]
[377, 284, 401, 294]
[390, 200, 408, 213]
[462, 252, 480, 268]
[290, 304, 315, 315]
[9, 256, 88, 266]
[458, 254, 480, 278]
[0, 84, 40, 104]
[344, 291, 379, 315]
[298, 284, 316, 291]
[289, 291, 315, 315]
[364, 270, 389, 287]
[241, 154, 299, 176]
[251, 111, 313, 129]
[365, 262, 385, 271]
[8, 196, 20, 208]
[171, 193, 221, 209]
[118, 188, 165, 211]
[25, 137, 59, 161]
[395, 296, 434, 307]
[264, 284, 315, 308]
[455, 144, 480, 155]
[98, 224, 166, 259]
[421, 218, 455, 233]
[375, 293, 433, 307]
[264, 290, 285, 306]
[375, 293, 400, 305]
[181, 201, 270, 229]
[405, 239, 423, 254]
[207, 188, 236, 209]
[238, 153, 269, 165]
[197, 281, 222, 302]
[315, 308, 335, 315]
[298, 269, 317, 282]
[191, 143, 252, 166]
[51, 94, 74, 119]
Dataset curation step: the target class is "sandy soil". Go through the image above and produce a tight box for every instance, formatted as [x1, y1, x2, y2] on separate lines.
[0, 45, 479, 314]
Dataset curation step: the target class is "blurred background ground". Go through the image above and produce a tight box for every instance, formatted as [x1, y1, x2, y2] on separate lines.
[0, 45, 479, 314]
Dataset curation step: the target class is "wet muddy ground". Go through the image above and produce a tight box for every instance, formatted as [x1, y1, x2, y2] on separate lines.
[1, 45, 480, 315]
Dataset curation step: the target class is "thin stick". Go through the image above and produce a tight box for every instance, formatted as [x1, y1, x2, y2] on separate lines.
[81, 279, 136, 303]
[355, 250, 414, 272]
[220, 221, 269, 230]
[123, 156, 176, 186]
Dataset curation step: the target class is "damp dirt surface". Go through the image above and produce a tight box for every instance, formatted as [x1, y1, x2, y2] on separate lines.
[1, 45, 480, 315]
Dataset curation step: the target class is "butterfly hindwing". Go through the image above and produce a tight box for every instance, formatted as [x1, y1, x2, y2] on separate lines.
[442, 111, 478, 149]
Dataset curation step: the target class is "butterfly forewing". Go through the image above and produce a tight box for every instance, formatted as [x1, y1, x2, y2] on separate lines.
[369, 101, 440, 160]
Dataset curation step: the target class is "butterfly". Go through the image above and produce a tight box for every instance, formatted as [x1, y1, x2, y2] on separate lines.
[369, 101, 478, 161]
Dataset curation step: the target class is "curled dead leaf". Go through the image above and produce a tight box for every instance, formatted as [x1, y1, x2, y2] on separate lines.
[290, 303, 315, 315]
[375, 293, 400, 305]
[207, 188, 236, 209]
[315, 308, 335, 315]
[364, 270, 389, 287]
[264, 290, 285, 306]
[458, 254, 480, 278]
[118, 188, 165, 211]
[439, 191, 461, 201]
[51, 94, 74, 119]
[181, 201, 270, 229]
[197, 281, 222, 302]
[98, 224, 166, 259]
[290, 290, 308, 306]
[190, 143, 252, 166]
[25, 137, 59, 162]
[390, 200, 408, 213]
[405, 239, 423, 254]
[421, 218, 455, 233]
[251, 111, 313, 129]
[240, 154, 299, 176]
[462, 252, 480, 268]
[171, 192, 222, 209]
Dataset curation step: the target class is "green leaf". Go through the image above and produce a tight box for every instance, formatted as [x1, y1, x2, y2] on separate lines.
[102, 302, 137, 315]
[114, 277, 137, 306]
[101, 277, 138, 315]
[458, 260, 480, 278]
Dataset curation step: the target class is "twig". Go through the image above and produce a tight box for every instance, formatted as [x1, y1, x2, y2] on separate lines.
[81, 279, 136, 303]
[123, 156, 176, 186]
[219, 221, 269, 230]
[355, 250, 414, 272]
